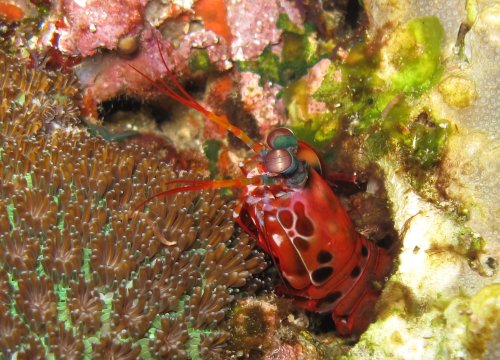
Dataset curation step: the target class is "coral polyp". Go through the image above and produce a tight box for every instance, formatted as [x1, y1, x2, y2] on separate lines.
[0, 51, 265, 358]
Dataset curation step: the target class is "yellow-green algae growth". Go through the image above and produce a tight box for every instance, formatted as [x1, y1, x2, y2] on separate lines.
[335, 1, 499, 359]
[286, 15, 449, 171]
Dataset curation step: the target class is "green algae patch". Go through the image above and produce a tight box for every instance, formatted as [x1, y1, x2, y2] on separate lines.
[284, 75, 340, 147]
[277, 12, 305, 35]
[238, 47, 281, 85]
[400, 113, 450, 169]
[288, 16, 449, 176]
[386, 17, 444, 94]
[238, 13, 333, 86]
[189, 49, 215, 72]
[203, 139, 222, 178]
[442, 284, 500, 359]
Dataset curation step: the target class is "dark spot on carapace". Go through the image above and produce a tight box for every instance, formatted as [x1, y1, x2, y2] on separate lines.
[311, 266, 333, 284]
[293, 237, 310, 252]
[278, 209, 294, 229]
[324, 291, 342, 303]
[350, 266, 361, 278]
[317, 250, 333, 264]
[315, 291, 342, 313]
[293, 201, 314, 236]
[361, 245, 368, 257]
[296, 217, 314, 237]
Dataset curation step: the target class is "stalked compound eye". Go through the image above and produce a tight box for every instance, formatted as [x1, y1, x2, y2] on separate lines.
[266, 127, 298, 149]
[264, 149, 298, 175]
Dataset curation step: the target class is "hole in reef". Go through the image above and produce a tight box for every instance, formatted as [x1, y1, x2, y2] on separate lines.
[345, 0, 363, 28]
[99, 75, 210, 123]
[99, 96, 142, 119]
[308, 312, 336, 334]
[377, 234, 395, 250]
[330, 177, 368, 197]
[486, 257, 498, 270]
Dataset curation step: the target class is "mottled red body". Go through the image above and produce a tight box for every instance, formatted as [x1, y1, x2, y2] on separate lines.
[130, 39, 393, 336]
[236, 146, 392, 336]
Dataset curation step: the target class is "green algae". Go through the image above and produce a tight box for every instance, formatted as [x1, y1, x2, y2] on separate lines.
[438, 74, 477, 108]
[238, 47, 281, 85]
[189, 49, 214, 72]
[203, 139, 222, 178]
[288, 16, 448, 170]
[284, 75, 341, 147]
[387, 16, 444, 95]
[400, 113, 450, 169]
[277, 12, 305, 35]
[237, 13, 333, 86]
[440, 284, 500, 359]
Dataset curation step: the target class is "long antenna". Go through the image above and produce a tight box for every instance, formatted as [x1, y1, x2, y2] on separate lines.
[134, 177, 262, 211]
[128, 38, 265, 154]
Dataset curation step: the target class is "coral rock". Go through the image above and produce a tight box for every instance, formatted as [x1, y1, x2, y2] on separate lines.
[58, 0, 148, 57]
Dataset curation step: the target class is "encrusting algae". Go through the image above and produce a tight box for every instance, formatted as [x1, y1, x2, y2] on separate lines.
[0, 50, 265, 358]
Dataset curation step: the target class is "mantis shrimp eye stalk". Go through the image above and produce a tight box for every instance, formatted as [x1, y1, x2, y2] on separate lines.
[264, 149, 297, 175]
[267, 127, 297, 149]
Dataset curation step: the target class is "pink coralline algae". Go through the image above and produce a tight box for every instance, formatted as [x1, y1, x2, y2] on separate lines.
[226, 0, 282, 61]
[57, 0, 148, 57]
[74, 29, 169, 102]
[38, 0, 308, 119]
[75, 28, 229, 104]
[238, 71, 286, 137]
[226, 0, 304, 61]
[302, 58, 331, 115]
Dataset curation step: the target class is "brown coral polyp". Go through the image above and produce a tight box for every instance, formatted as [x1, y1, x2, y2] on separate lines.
[67, 275, 103, 334]
[153, 316, 190, 358]
[111, 285, 159, 338]
[14, 272, 58, 332]
[42, 228, 83, 282]
[46, 322, 85, 360]
[0, 309, 28, 353]
[93, 335, 141, 360]
[1, 50, 265, 358]
[0, 229, 40, 272]
[187, 285, 229, 328]
[90, 232, 136, 287]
